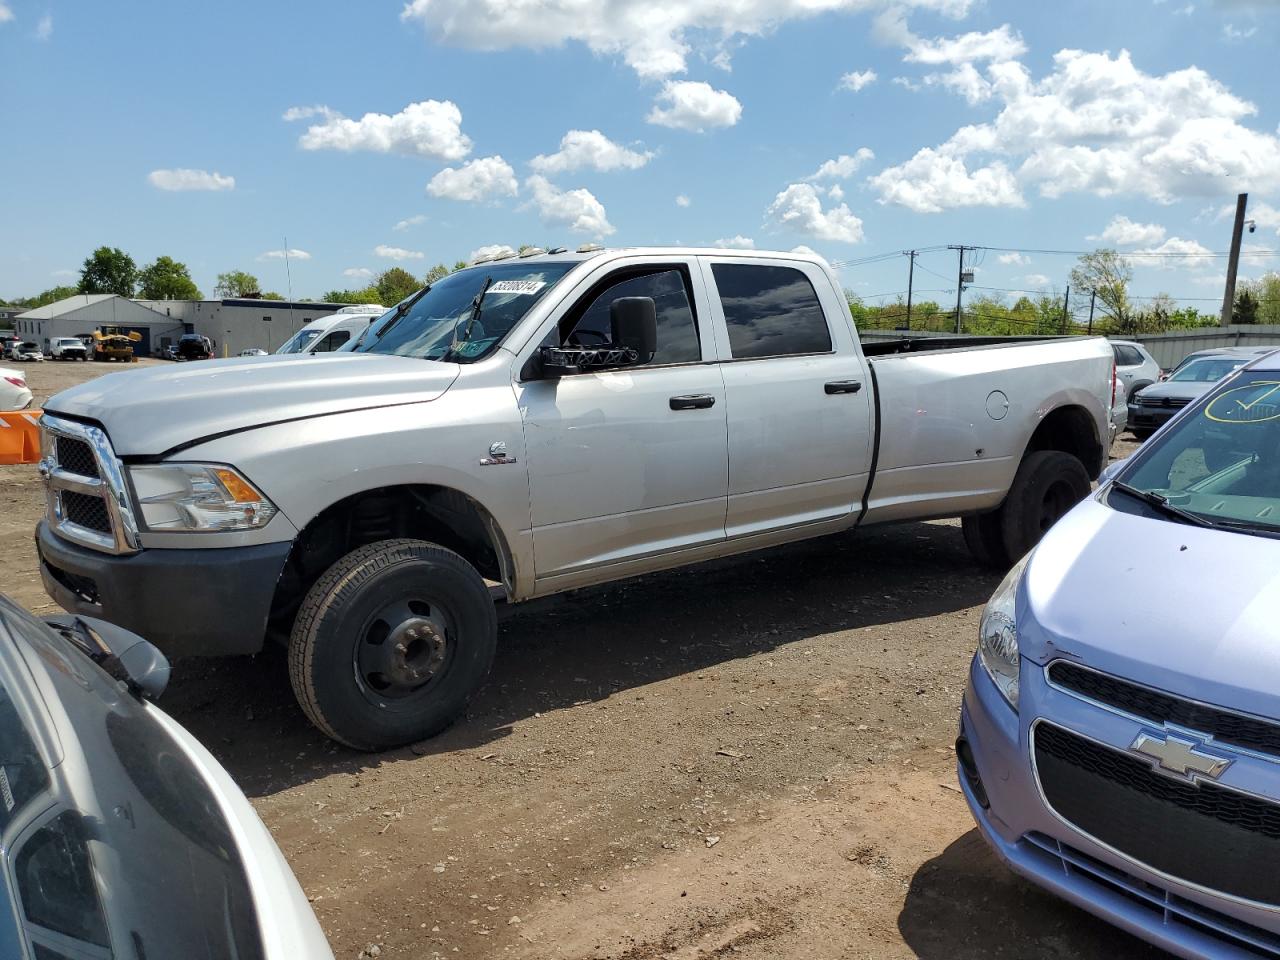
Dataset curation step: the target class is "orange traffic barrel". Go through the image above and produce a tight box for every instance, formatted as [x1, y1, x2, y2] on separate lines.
[0, 410, 42, 465]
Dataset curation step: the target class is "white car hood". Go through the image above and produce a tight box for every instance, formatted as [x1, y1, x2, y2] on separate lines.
[45, 353, 460, 455]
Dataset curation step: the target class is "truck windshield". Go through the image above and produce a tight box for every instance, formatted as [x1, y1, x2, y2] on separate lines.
[357, 262, 574, 362]
[1115, 369, 1280, 537]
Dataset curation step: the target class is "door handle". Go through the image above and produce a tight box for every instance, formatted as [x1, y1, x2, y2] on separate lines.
[824, 380, 862, 395]
[669, 394, 716, 410]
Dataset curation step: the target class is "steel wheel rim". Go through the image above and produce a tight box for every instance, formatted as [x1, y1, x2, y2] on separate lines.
[1038, 479, 1076, 533]
[352, 596, 457, 705]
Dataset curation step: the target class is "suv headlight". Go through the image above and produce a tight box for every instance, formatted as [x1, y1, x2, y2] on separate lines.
[978, 553, 1031, 710]
[128, 464, 278, 532]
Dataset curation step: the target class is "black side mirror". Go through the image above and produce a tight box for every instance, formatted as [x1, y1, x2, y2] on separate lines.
[44, 614, 171, 700]
[610, 297, 657, 361]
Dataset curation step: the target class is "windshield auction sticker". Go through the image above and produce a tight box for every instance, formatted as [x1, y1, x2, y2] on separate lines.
[488, 280, 546, 296]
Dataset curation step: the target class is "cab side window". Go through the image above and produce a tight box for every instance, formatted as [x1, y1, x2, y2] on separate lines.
[312, 329, 351, 353]
[712, 263, 831, 360]
[561, 268, 700, 366]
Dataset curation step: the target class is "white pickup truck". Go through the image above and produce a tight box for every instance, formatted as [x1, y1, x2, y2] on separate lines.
[35, 247, 1114, 749]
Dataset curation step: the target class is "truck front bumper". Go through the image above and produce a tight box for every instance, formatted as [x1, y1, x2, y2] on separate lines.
[960, 655, 1280, 960]
[36, 519, 291, 657]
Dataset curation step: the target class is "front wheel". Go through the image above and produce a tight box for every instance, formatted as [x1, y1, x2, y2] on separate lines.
[288, 539, 497, 751]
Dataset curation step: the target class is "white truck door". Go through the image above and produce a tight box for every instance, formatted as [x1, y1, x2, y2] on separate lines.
[700, 257, 874, 538]
[517, 260, 728, 585]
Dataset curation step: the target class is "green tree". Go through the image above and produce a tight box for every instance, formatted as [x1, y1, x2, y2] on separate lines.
[453, 260, 468, 273]
[260, 291, 285, 301]
[1243, 273, 1280, 325]
[1070, 249, 1134, 333]
[213, 270, 262, 298]
[375, 267, 420, 307]
[424, 263, 450, 285]
[137, 255, 201, 300]
[78, 246, 137, 297]
[14, 286, 77, 309]
[1234, 288, 1260, 324]
[322, 288, 377, 304]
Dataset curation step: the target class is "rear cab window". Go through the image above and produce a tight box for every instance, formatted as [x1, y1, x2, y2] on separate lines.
[709, 263, 832, 359]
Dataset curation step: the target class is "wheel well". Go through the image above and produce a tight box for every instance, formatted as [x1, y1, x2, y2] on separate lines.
[268, 485, 512, 637]
[1025, 405, 1104, 480]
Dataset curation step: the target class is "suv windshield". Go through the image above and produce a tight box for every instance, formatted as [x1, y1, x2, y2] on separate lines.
[1116, 369, 1280, 537]
[1168, 357, 1245, 383]
[357, 262, 574, 362]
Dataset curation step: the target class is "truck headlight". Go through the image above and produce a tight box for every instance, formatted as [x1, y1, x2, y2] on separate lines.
[977, 553, 1030, 710]
[128, 464, 278, 532]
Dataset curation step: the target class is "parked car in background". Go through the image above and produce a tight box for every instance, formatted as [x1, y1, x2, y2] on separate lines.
[1166, 345, 1280, 379]
[274, 304, 386, 355]
[0, 594, 334, 959]
[158, 344, 179, 361]
[6, 342, 43, 363]
[0, 368, 32, 410]
[1109, 339, 1160, 401]
[46, 337, 88, 362]
[239, 347, 269, 357]
[176, 333, 214, 361]
[1128, 354, 1254, 438]
[959, 350, 1280, 958]
[36, 247, 1114, 750]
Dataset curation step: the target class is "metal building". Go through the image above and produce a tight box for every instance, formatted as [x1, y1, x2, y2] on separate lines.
[14, 295, 181, 356]
[136, 298, 348, 356]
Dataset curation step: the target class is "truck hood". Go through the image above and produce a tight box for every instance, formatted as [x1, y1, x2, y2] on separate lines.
[1020, 495, 1280, 719]
[45, 353, 460, 456]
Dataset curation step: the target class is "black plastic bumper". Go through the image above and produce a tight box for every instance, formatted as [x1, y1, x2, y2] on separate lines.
[1127, 407, 1176, 430]
[36, 520, 292, 657]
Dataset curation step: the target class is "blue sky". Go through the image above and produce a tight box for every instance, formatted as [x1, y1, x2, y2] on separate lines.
[3, 0, 1279, 313]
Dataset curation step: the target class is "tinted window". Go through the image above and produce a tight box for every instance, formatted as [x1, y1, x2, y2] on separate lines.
[564, 269, 700, 365]
[1113, 344, 1142, 366]
[312, 329, 350, 353]
[15, 812, 109, 947]
[712, 264, 831, 359]
[0, 676, 48, 833]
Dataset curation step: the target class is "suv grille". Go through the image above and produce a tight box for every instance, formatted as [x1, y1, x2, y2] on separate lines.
[1049, 661, 1280, 760]
[1137, 395, 1190, 408]
[1034, 722, 1280, 905]
[54, 436, 99, 479]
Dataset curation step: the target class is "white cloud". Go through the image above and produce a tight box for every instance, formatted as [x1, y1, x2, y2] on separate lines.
[869, 147, 1022, 212]
[0, 3, 13, 24]
[714, 235, 755, 249]
[286, 99, 472, 162]
[924, 63, 992, 104]
[790, 244, 828, 264]
[373, 245, 426, 261]
[807, 148, 875, 180]
[426, 156, 518, 202]
[828, 184, 845, 201]
[871, 49, 1280, 211]
[675, 194, 691, 208]
[35, 13, 51, 39]
[711, 50, 733, 72]
[258, 249, 312, 261]
[647, 81, 742, 132]
[1089, 215, 1167, 246]
[525, 175, 614, 237]
[530, 130, 653, 174]
[147, 168, 235, 192]
[1023, 273, 1051, 287]
[1130, 236, 1214, 269]
[343, 267, 374, 279]
[998, 252, 1029, 265]
[401, 0, 977, 80]
[392, 214, 427, 231]
[1223, 23, 1257, 42]
[765, 183, 865, 244]
[839, 68, 877, 92]
[1241, 201, 1280, 234]
[469, 244, 517, 261]
[902, 23, 1026, 64]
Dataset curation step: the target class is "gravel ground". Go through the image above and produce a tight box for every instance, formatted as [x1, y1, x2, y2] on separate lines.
[1, 359, 1164, 959]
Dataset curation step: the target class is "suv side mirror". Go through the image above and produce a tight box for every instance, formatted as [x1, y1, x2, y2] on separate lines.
[610, 297, 657, 360]
[1098, 458, 1127, 486]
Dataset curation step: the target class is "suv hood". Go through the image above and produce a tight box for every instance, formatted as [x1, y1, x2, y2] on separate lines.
[1020, 496, 1280, 719]
[45, 353, 460, 456]
[1132, 379, 1214, 402]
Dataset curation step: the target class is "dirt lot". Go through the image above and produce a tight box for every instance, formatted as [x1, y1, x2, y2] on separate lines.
[1, 359, 1162, 959]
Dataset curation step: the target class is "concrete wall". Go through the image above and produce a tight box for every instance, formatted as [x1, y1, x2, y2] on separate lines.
[137, 299, 346, 355]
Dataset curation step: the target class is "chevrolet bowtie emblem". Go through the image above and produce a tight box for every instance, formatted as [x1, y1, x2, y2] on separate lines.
[1130, 730, 1233, 784]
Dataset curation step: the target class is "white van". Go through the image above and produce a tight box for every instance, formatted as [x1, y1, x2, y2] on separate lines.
[274, 305, 386, 355]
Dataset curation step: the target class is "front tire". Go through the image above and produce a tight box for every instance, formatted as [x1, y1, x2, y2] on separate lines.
[288, 539, 497, 751]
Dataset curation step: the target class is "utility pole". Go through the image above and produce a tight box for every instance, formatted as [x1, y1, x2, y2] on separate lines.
[948, 245, 973, 334]
[1061, 285, 1070, 335]
[1087, 289, 1096, 335]
[1221, 192, 1248, 326]
[905, 250, 916, 331]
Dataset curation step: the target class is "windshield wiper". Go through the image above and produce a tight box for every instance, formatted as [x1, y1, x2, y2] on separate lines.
[443, 276, 493, 361]
[1111, 481, 1216, 528]
[370, 285, 432, 343]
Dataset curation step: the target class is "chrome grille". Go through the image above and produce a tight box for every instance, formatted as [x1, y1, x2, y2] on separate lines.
[39, 415, 139, 555]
